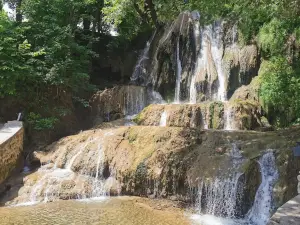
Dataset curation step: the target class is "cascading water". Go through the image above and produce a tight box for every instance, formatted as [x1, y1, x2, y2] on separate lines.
[159, 111, 167, 127]
[246, 151, 279, 225]
[224, 103, 235, 130]
[196, 173, 243, 218]
[210, 22, 226, 102]
[189, 12, 201, 104]
[91, 143, 106, 198]
[174, 14, 185, 103]
[130, 31, 157, 83]
[15, 134, 115, 205]
[189, 21, 227, 103]
[123, 86, 146, 116]
[191, 151, 278, 225]
[174, 38, 182, 103]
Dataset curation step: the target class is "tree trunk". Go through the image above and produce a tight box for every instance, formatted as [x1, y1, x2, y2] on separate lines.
[16, 0, 22, 23]
[144, 0, 159, 28]
[133, 0, 149, 24]
[83, 18, 91, 31]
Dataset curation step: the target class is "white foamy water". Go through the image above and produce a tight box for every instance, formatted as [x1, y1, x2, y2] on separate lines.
[131, 31, 156, 83]
[159, 111, 167, 127]
[246, 151, 279, 225]
[13, 135, 116, 206]
[210, 22, 226, 102]
[224, 102, 236, 130]
[174, 38, 182, 103]
[191, 151, 278, 225]
[189, 20, 232, 103]
[123, 86, 146, 116]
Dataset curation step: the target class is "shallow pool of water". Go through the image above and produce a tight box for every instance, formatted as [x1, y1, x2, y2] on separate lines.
[0, 197, 191, 225]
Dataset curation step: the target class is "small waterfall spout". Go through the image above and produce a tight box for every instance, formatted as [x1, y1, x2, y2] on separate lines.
[17, 113, 22, 121]
[159, 111, 167, 127]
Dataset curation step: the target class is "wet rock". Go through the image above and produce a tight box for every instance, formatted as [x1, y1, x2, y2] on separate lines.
[3, 126, 300, 211]
[90, 85, 147, 125]
[132, 12, 260, 103]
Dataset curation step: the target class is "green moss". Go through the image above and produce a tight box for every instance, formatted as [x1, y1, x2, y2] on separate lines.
[208, 102, 224, 129]
[128, 129, 138, 143]
[133, 105, 154, 124]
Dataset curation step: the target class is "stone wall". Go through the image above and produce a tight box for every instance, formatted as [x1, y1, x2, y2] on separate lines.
[0, 121, 23, 185]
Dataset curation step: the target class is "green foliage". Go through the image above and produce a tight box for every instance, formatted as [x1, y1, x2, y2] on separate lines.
[72, 96, 90, 108]
[260, 57, 300, 127]
[27, 112, 58, 130]
[258, 19, 287, 56]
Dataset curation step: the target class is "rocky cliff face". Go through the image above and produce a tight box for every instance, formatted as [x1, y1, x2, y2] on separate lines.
[90, 86, 148, 124]
[134, 102, 269, 130]
[131, 12, 260, 103]
[87, 12, 266, 131]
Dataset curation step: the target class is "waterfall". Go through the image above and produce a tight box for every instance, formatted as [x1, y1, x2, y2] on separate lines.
[224, 103, 235, 130]
[190, 74, 197, 104]
[17, 113, 22, 121]
[159, 111, 167, 127]
[189, 21, 227, 103]
[196, 173, 243, 218]
[174, 14, 185, 103]
[148, 89, 165, 104]
[191, 151, 278, 225]
[130, 31, 156, 83]
[246, 151, 279, 225]
[174, 38, 182, 103]
[210, 22, 226, 102]
[92, 143, 106, 197]
[18, 135, 114, 205]
[123, 86, 146, 116]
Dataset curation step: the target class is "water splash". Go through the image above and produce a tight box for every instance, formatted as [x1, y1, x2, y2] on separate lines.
[159, 111, 167, 127]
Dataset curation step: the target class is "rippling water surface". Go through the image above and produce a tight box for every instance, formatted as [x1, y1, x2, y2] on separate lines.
[0, 197, 190, 225]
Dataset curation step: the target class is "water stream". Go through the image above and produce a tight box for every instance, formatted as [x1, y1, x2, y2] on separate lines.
[159, 111, 167, 127]
[192, 151, 278, 225]
[130, 31, 157, 83]
[224, 102, 235, 130]
[175, 38, 182, 103]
